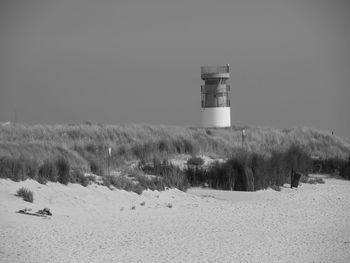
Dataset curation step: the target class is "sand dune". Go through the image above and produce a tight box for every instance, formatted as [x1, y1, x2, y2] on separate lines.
[1, 177, 350, 263]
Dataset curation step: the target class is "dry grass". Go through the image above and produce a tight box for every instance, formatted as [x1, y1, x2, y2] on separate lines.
[1, 123, 349, 187]
[16, 187, 34, 203]
[1, 124, 349, 162]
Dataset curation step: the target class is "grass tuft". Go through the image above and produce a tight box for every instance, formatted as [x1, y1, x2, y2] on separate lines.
[16, 187, 34, 203]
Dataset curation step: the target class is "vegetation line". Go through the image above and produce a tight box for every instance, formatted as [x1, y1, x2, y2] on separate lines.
[0, 123, 349, 192]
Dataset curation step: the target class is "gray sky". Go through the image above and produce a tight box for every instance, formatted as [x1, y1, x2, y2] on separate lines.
[1, 0, 349, 138]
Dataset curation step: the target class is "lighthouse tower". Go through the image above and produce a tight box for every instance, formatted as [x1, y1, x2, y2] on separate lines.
[201, 65, 231, 127]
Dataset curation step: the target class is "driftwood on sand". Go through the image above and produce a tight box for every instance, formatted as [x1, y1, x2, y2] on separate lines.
[17, 208, 52, 217]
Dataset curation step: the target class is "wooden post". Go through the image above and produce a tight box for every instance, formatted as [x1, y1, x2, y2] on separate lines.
[108, 147, 111, 177]
[242, 129, 246, 148]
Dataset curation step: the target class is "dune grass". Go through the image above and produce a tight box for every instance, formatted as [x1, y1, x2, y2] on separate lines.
[1, 124, 349, 168]
[16, 187, 34, 203]
[0, 123, 349, 190]
[186, 145, 313, 191]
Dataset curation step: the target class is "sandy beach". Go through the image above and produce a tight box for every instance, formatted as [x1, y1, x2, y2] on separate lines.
[1, 177, 350, 263]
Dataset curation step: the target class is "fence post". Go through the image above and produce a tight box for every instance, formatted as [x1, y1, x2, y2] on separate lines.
[242, 129, 246, 148]
[108, 147, 111, 177]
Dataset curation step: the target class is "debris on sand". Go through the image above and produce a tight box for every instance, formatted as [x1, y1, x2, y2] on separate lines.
[17, 207, 52, 217]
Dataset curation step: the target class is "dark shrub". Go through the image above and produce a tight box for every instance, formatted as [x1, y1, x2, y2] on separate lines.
[268, 151, 289, 187]
[69, 168, 84, 184]
[206, 129, 213, 136]
[24, 159, 38, 180]
[209, 157, 254, 191]
[0, 157, 26, 182]
[84, 175, 96, 186]
[251, 153, 269, 190]
[69, 169, 93, 187]
[312, 156, 350, 180]
[186, 166, 207, 187]
[37, 174, 48, 185]
[270, 185, 281, 191]
[158, 140, 170, 153]
[117, 145, 127, 156]
[102, 176, 111, 187]
[16, 187, 34, 203]
[340, 164, 350, 180]
[162, 166, 189, 191]
[56, 157, 70, 185]
[0, 157, 14, 179]
[207, 161, 228, 189]
[139, 158, 189, 191]
[132, 183, 144, 195]
[38, 160, 58, 184]
[284, 145, 312, 174]
[103, 175, 135, 191]
[89, 159, 103, 175]
[80, 176, 90, 187]
[85, 142, 97, 154]
[137, 175, 164, 191]
[307, 177, 325, 184]
[185, 145, 313, 192]
[201, 151, 254, 191]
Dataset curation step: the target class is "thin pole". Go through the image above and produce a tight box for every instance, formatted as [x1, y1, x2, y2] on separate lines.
[108, 154, 110, 177]
[108, 147, 111, 177]
[242, 129, 245, 148]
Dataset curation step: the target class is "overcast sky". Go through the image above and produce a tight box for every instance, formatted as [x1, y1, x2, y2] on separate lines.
[1, 0, 349, 138]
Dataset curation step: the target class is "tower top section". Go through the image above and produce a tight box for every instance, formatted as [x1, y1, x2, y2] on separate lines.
[201, 65, 229, 80]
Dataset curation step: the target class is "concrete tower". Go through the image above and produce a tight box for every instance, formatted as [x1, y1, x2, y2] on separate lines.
[201, 65, 231, 127]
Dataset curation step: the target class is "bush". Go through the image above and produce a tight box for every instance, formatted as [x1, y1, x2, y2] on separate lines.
[251, 153, 269, 190]
[38, 160, 58, 184]
[185, 145, 313, 192]
[103, 174, 144, 194]
[186, 166, 207, 187]
[24, 159, 38, 180]
[69, 169, 95, 187]
[270, 185, 281, 191]
[312, 156, 350, 180]
[137, 175, 164, 191]
[132, 183, 144, 195]
[162, 166, 189, 191]
[340, 165, 350, 180]
[203, 157, 254, 191]
[69, 168, 84, 184]
[84, 175, 96, 185]
[0, 157, 38, 182]
[310, 178, 325, 184]
[0, 157, 26, 182]
[103, 175, 136, 191]
[56, 157, 70, 185]
[89, 159, 103, 175]
[284, 145, 312, 174]
[16, 187, 34, 203]
[139, 158, 189, 191]
[305, 177, 325, 184]
[102, 176, 111, 188]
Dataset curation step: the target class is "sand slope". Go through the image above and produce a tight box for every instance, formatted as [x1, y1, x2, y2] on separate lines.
[1, 177, 350, 263]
